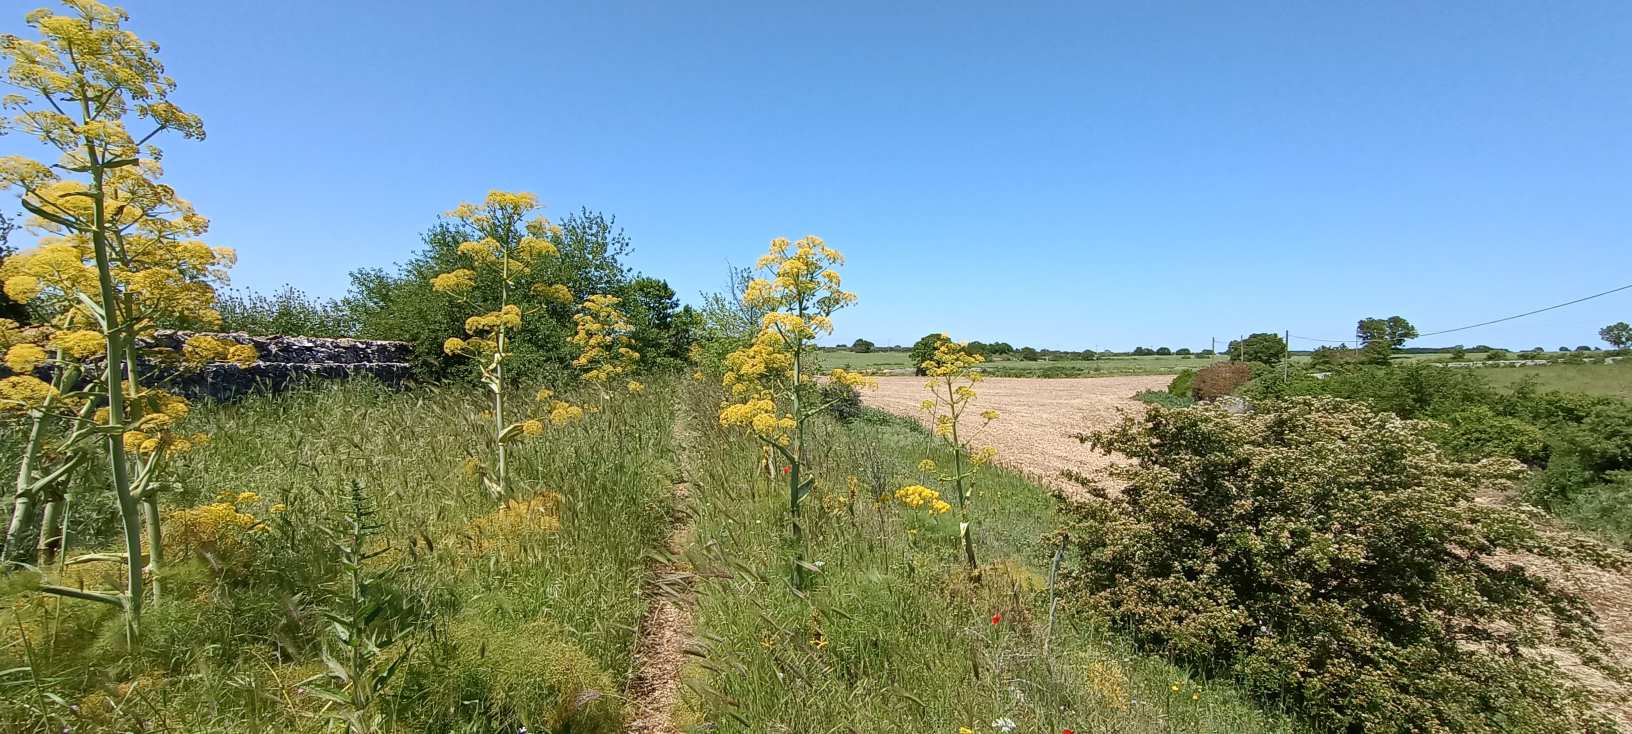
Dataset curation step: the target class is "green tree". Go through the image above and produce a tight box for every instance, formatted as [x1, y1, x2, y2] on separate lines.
[1016, 346, 1040, 361]
[1155, 346, 1172, 356]
[1356, 316, 1418, 364]
[850, 337, 874, 353]
[346, 209, 637, 378]
[1601, 321, 1631, 350]
[1227, 332, 1288, 364]
[619, 276, 694, 371]
[909, 332, 948, 375]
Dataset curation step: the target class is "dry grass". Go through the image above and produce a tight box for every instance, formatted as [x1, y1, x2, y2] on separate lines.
[861, 374, 1171, 497]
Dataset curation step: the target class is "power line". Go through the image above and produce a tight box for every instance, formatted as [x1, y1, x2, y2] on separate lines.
[1286, 281, 1632, 344]
[1415, 282, 1632, 337]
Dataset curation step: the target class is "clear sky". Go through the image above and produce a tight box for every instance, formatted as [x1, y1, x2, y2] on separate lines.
[4, 1, 1629, 350]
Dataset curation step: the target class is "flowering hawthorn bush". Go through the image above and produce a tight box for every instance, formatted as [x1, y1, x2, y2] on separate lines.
[1062, 396, 1618, 732]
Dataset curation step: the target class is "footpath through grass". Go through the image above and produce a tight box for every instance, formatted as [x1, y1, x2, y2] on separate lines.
[672, 384, 1299, 733]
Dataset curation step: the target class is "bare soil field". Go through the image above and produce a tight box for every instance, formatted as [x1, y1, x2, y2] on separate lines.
[862, 374, 1170, 496]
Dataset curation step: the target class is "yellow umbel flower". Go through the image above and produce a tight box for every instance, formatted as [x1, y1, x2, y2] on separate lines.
[0, 375, 56, 410]
[4, 343, 46, 372]
[50, 329, 105, 359]
[571, 294, 640, 386]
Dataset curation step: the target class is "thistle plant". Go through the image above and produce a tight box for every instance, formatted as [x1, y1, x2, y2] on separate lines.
[431, 190, 580, 498]
[0, 0, 253, 636]
[570, 292, 642, 405]
[911, 335, 999, 572]
[718, 236, 871, 587]
[305, 481, 412, 734]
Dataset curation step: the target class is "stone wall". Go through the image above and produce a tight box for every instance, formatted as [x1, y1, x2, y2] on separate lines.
[141, 331, 415, 400]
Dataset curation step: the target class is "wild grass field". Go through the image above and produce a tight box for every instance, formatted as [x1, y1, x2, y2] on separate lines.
[1478, 360, 1632, 399]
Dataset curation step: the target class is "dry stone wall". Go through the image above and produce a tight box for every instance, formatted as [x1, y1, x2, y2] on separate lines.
[141, 331, 414, 400]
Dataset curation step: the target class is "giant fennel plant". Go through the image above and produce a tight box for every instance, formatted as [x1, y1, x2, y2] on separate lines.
[0, 0, 254, 638]
[718, 236, 871, 587]
[431, 190, 582, 498]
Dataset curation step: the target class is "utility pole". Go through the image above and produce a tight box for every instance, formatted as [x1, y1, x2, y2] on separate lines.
[1283, 330, 1291, 382]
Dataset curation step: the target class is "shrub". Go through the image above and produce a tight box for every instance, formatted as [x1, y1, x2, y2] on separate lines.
[1426, 405, 1549, 465]
[1132, 389, 1191, 408]
[1062, 398, 1614, 732]
[1189, 362, 1253, 401]
[1166, 369, 1195, 399]
[1550, 471, 1632, 546]
[1530, 399, 1632, 507]
[819, 381, 864, 424]
[215, 285, 356, 337]
[1485, 349, 1512, 361]
[1307, 344, 1363, 369]
[1249, 363, 1498, 420]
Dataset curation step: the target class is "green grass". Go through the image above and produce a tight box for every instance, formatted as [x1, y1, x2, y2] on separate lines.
[1476, 360, 1632, 399]
[819, 350, 1230, 377]
[1, 379, 677, 733]
[673, 389, 1301, 733]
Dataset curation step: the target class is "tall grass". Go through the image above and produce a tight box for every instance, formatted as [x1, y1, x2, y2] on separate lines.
[674, 386, 1302, 733]
[1, 379, 676, 733]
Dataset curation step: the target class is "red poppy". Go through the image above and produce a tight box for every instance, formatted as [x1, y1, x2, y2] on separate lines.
[781, 466, 791, 474]
[1063, 729, 1074, 734]
[990, 613, 1002, 625]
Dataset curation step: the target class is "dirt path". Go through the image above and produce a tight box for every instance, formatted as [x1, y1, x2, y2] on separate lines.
[624, 410, 700, 734]
[862, 374, 1171, 495]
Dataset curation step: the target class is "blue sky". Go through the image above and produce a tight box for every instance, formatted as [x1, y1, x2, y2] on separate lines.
[3, 1, 1629, 350]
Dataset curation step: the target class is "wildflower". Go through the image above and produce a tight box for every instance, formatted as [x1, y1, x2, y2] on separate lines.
[520, 419, 544, 436]
[961, 728, 974, 734]
[918, 458, 937, 474]
[4, 343, 46, 372]
[236, 491, 260, 504]
[0, 375, 55, 410]
[270, 503, 287, 514]
[50, 329, 105, 359]
[627, 380, 644, 394]
[991, 613, 1002, 625]
[782, 465, 791, 475]
[894, 484, 948, 513]
[1170, 682, 1181, 693]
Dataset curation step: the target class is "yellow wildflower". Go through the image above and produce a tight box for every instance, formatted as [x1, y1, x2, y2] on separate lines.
[50, 329, 104, 358]
[4, 343, 46, 372]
